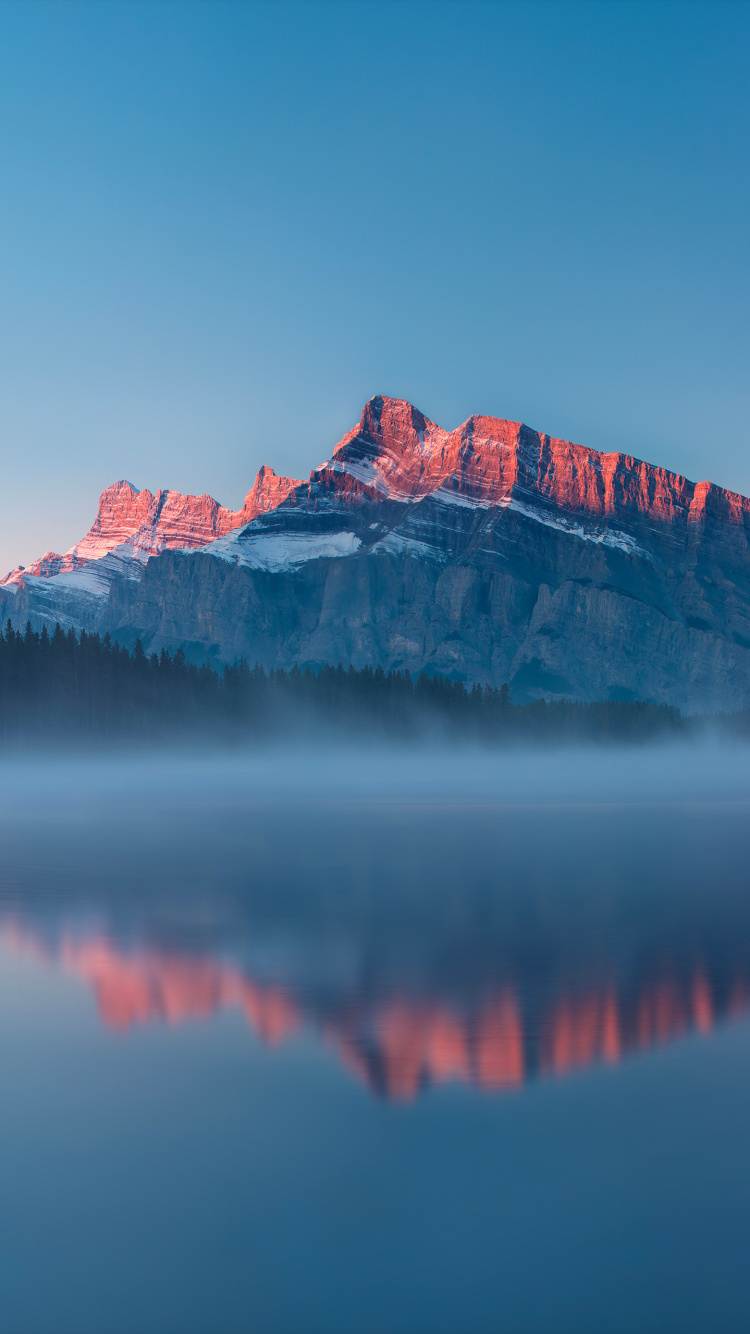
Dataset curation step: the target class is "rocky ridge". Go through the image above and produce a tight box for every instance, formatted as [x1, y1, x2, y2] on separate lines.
[1, 467, 302, 587]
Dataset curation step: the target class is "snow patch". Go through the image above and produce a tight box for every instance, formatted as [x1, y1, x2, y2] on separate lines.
[370, 532, 444, 561]
[327, 458, 392, 495]
[23, 568, 111, 597]
[204, 529, 362, 572]
[431, 487, 496, 510]
[506, 499, 647, 556]
[327, 458, 441, 504]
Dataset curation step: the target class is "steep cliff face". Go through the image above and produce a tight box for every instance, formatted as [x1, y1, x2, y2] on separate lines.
[238, 465, 304, 523]
[4, 395, 750, 711]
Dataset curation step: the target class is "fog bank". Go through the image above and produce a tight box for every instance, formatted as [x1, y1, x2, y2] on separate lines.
[1, 736, 750, 818]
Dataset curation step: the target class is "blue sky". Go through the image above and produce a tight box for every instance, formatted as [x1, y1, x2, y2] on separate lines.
[1, 0, 748, 571]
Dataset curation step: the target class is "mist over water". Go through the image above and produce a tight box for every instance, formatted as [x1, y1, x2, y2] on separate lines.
[2, 740, 750, 1333]
[2, 731, 749, 810]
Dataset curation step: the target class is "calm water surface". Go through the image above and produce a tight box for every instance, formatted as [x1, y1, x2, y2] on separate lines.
[1, 747, 749, 1334]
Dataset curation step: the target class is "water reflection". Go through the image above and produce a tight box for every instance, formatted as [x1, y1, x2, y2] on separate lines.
[3, 915, 747, 1101]
[3, 758, 750, 1334]
[2, 753, 750, 1109]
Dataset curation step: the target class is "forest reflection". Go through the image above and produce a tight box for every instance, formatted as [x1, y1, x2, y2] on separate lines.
[4, 917, 746, 1102]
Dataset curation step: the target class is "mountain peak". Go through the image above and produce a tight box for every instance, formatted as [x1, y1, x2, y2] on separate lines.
[239, 466, 303, 523]
[107, 479, 140, 494]
[359, 395, 435, 444]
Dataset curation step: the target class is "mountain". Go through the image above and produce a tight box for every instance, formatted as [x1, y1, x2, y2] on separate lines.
[4, 394, 750, 711]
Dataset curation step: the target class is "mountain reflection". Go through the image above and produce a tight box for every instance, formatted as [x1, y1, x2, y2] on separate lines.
[3, 775, 750, 1103]
[3, 918, 747, 1101]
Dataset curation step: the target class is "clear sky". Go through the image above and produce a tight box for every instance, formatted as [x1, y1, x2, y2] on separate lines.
[1, 0, 748, 573]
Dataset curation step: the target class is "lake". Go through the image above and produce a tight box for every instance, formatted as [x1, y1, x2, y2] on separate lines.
[1, 745, 749, 1334]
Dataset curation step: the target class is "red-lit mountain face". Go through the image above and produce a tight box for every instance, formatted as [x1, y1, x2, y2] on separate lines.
[4, 395, 750, 711]
[0, 466, 301, 587]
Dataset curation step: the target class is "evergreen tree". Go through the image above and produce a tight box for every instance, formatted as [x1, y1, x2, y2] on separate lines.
[0, 617, 686, 748]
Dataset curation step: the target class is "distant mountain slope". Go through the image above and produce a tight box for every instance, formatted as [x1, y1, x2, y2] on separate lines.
[4, 394, 750, 711]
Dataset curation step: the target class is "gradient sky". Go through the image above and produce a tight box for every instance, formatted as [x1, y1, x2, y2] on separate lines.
[0, 0, 748, 573]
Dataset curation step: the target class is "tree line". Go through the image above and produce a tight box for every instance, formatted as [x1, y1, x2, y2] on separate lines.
[0, 618, 686, 746]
